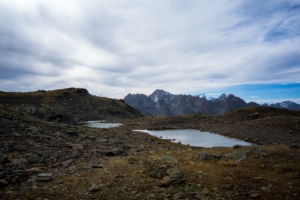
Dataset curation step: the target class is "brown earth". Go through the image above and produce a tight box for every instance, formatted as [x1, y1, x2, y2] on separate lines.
[0, 89, 300, 200]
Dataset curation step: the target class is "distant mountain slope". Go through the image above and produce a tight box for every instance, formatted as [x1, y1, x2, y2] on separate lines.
[124, 90, 257, 116]
[0, 88, 142, 123]
[124, 89, 299, 116]
[269, 100, 300, 110]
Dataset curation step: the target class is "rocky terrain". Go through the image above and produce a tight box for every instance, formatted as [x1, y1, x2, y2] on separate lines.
[124, 89, 300, 116]
[0, 88, 141, 123]
[1, 88, 300, 199]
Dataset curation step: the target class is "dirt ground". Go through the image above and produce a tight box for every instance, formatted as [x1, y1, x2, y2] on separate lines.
[1, 103, 300, 199]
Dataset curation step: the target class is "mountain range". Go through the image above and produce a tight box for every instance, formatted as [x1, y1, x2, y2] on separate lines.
[124, 89, 300, 116]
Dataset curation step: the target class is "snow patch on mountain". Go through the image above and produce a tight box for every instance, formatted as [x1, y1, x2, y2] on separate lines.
[194, 94, 206, 98]
[279, 101, 290, 109]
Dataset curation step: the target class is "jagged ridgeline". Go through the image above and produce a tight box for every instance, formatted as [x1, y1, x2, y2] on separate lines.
[124, 89, 258, 116]
[0, 88, 142, 123]
[124, 89, 300, 116]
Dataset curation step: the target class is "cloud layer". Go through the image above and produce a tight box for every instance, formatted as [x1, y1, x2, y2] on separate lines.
[1, 0, 300, 99]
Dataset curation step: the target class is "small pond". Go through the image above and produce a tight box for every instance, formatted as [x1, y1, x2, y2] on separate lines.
[134, 129, 251, 148]
[78, 121, 122, 128]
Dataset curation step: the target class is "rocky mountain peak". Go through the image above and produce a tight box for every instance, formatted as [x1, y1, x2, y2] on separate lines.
[150, 89, 171, 96]
[218, 93, 227, 101]
[149, 90, 172, 102]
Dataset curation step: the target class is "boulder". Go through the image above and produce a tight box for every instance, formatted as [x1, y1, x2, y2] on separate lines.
[105, 148, 124, 156]
[149, 167, 168, 179]
[159, 170, 185, 187]
[163, 155, 177, 166]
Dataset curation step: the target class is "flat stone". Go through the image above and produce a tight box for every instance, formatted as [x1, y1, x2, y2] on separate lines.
[97, 139, 108, 143]
[38, 173, 53, 177]
[89, 184, 101, 193]
[250, 193, 259, 198]
[261, 186, 270, 192]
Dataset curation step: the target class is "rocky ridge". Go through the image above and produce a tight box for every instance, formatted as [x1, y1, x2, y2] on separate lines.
[124, 89, 300, 116]
[0, 88, 142, 123]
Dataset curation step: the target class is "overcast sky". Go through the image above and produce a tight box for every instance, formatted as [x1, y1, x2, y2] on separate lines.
[1, 0, 300, 103]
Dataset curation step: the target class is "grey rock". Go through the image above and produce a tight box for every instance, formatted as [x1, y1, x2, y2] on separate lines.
[159, 170, 185, 187]
[173, 192, 186, 199]
[37, 172, 53, 181]
[197, 152, 209, 160]
[250, 193, 259, 198]
[11, 158, 29, 169]
[38, 173, 53, 177]
[89, 184, 101, 193]
[97, 138, 108, 143]
[261, 186, 270, 192]
[108, 138, 123, 144]
[62, 159, 74, 166]
[163, 155, 177, 166]
[105, 148, 123, 156]
[149, 167, 168, 179]
[225, 150, 247, 161]
[169, 170, 184, 180]
[197, 152, 221, 160]
[201, 188, 209, 195]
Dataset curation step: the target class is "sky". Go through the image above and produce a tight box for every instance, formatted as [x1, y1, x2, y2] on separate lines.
[0, 0, 300, 104]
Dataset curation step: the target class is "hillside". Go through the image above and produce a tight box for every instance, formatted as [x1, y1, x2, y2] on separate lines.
[0, 88, 142, 123]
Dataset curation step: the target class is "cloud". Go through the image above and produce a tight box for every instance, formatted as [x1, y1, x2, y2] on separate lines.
[0, 0, 300, 99]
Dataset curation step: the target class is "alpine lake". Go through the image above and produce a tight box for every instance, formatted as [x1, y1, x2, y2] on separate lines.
[79, 121, 251, 148]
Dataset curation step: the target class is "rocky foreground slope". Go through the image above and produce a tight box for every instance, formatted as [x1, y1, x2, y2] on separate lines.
[1, 88, 300, 199]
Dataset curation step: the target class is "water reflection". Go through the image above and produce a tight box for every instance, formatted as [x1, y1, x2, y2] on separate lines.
[134, 129, 251, 148]
[78, 121, 122, 128]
